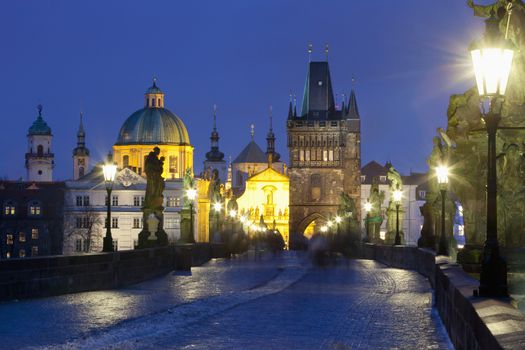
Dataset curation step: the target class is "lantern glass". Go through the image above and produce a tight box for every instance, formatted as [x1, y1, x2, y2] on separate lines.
[471, 47, 513, 97]
[186, 188, 197, 201]
[102, 163, 117, 183]
[436, 165, 449, 185]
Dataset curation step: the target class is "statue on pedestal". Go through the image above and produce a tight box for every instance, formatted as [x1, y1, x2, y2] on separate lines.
[385, 163, 404, 244]
[368, 180, 385, 243]
[138, 147, 168, 247]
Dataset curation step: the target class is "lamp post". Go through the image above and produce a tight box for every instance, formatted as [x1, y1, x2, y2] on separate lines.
[186, 188, 197, 243]
[213, 202, 222, 237]
[335, 216, 342, 235]
[436, 165, 449, 256]
[392, 186, 403, 246]
[364, 201, 372, 242]
[102, 160, 117, 252]
[470, 9, 514, 297]
[229, 209, 237, 234]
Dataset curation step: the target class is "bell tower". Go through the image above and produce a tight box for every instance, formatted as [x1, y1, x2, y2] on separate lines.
[73, 112, 90, 180]
[26, 105, 54, 182]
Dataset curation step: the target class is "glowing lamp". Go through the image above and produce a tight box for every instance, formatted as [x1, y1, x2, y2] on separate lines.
[186, 188, 197, 201]
[229, 209, 237, 218]
[436, 165, 449, 185]
[103, 163, 117, 183]
[213, 202, 222, 212]
[364, 202, 372, 213]
[392, 188, 403, 203]
[335, 216, 342, 224]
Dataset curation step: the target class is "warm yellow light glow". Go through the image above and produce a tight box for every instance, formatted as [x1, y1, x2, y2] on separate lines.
[229, 209, 237, 218]
[471, 47, 513, 96]
[186, 188, 197, 201]
[335, 216, 342, 224]
[213, 202, 222, 212]
[239, 216, 246, 223]
[103, 163, 117, 182]
[436, 165, 449, 185]
[327, 220, 333, 227]
[320, 226, 328, 233]
[364, 202, 372, 212]
[392, 189, 403, 203]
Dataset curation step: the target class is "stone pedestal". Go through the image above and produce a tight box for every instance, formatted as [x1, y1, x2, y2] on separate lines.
[138, 208, 168, 248]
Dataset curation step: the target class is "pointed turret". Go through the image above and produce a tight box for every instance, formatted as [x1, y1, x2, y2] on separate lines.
[347, 89, 360, 119]
[287, 93, 293, 119]
[300, 61, 336, 119]
[73, 112, 90, 179]
[266, 106, 281, 163]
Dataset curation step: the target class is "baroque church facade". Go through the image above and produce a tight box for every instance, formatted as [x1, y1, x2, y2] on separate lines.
[287, 60, 361, 238]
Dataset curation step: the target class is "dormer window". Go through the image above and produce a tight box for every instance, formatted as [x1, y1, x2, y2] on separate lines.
[380, 176, 387, 182]
[360, 175, 366, 183]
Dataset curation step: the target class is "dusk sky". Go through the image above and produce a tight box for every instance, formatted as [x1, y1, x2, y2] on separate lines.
[0, 0, 485, 180]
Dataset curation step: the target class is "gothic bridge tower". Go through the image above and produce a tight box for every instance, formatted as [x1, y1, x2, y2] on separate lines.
[287, 58, 361, 239]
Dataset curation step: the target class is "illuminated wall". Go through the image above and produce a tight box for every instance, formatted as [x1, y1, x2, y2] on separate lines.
[235, 167, 289, 245]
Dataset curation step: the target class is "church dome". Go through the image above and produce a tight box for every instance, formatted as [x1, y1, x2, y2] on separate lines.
[116, 80, 190, 145]
[116, 107, 190, 145]
[28, 105, 52, 135]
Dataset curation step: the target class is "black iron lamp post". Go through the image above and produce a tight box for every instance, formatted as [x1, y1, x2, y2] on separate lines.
[364, 201, 372, 242]
[213, 201, 222, 238]
[102, 160, 117, 252]
[229, 209, 237, 234]
[436, 165, 449, 256]
[392, 186, 403, 246]
[470, 9, 515, 297]
[186, 188, 197, 243]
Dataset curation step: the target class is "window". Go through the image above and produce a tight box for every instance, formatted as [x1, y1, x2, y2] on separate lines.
[76, 196, 89, 206]
[31, 228, 39, 240]
[31, 246, 38, 256]
[19, 232, 26, 243]
[113, 240, 118, 251]
[112, 195, 119, 206]
[360, 175, 366, 183]
[310, 174, 322, 201]
[76, 217, 83, 228]
[6, 234, 13, 245]
[19, 249, 26, 258]
[6, 252, 10, 259]
[328, 150, 334, 161]
[111, 217, 119, 228]
[418, 190, 426, 199]
[380, 176, 387, 182]
[134, 196, 144, 206]
[167, 197, 180, 207]
[305, 150, 310, 161]
[299, 150, 304, 161]
[83, 196, 90, 206]
[75, 239, 82, 252]
[169, 156, 178, 173]
[4, 201, 16, 216]
[323, 150, 328, 162]
[78, 167, 85, 177]
[133, 217, 141, 229]
[123, 155, 130, 168]
[76, 196, 83, 206]
[83, 239, 90, 252]
[165, 217, 178, 229]
[28, 201, 41, 216]
[37, 145, 44, 156]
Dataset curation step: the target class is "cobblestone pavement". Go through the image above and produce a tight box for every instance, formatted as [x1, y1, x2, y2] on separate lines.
[2, 252, 453, 350]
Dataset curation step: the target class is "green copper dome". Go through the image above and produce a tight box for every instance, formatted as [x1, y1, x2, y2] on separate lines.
[116, 107, 190, 145]
[28, 105, 52, 135]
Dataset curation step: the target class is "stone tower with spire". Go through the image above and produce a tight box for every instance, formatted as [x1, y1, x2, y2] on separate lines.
[73, 112, 90, 180]
[203, 105, 227, 183]
[26, 105, 54, 182]
[286, 54, 361, 241]
[266, 106, 281, 165]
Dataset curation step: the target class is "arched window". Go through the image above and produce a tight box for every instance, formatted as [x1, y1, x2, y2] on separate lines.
[4, 200, 16, 216]
[37, 145, 44, 156]
[78, 166, 85, 177]
[123, 155, 129, 168]
[28, 200, 42, 216]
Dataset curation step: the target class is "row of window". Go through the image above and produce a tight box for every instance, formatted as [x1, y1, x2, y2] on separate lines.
[75, 195, 181, 207]
[122, 155, 178, 174]
[5, 229, 39, 244]
[296, 149, 336, 162]
[3, 200, 42, 217]
[4, 247, 38, 259]
[291, 135, 341, 148]
[74, 216, 180, 229]
[292, 121, 339, 128]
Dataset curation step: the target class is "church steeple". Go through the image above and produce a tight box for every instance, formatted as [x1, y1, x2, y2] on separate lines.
[205, 105, 224, 162]
[26, 105, 54, 182]
[266, 106, 280, 163]
[346, 88, 360, 119]
[73, 112, 90, 180]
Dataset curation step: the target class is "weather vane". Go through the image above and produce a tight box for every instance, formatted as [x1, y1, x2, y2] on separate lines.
[37, 104, 43, 116]
[250, 123, 255, 140]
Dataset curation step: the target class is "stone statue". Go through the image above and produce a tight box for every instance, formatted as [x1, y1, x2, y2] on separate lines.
[385, 163, 404, 244]
[138, 147, 168, 247]
[339, 192, 359, 233]
[418, 202, 435, 248]
[467, 0, 513, 18]
[368, 180, 385, 242]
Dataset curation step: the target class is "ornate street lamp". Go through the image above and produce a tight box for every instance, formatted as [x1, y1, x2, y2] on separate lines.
[392, 186, 403, 246]
[364, 201, 372, 242]
[335, 215, 342, 235]
[102, 159, 117, 252]
[470, 8, 515, 297]
[436, 165, 449, 256]
[213, 202, 222, 237]
[186, 188, 197, 243]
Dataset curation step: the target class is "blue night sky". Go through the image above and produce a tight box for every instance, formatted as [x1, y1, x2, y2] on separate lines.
[0, 0, 486, 180]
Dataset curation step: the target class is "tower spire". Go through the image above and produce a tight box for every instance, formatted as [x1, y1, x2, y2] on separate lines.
[213, 104, 217, 131]
[325, 43, 329, 61]
[293, 93, 297, 117]
[250, 124, 255, 141]
[266, 105, 280, 164]
[288, 92, 293, 119]
[205, 104, 224, 162]
[308, 42, 312, 62]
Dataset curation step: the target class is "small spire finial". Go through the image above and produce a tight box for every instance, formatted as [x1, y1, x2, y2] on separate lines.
[37, 104, 43, 117]
[351, 75, 356, 90]
[213, 104, 217, 130]
[308, 42, 312, 62]
[152, 76, 157, 87]
[293, 93, 297, 117]
[269, 105, 273, 131]
[325, 43, 329, 61]
[250, 124, 255, 140]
